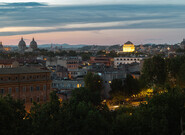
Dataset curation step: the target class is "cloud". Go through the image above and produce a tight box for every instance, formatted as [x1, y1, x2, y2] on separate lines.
[0, 3, 185, 36]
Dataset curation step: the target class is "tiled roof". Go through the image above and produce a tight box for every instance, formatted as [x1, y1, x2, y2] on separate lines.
[0, 67, 50, 75]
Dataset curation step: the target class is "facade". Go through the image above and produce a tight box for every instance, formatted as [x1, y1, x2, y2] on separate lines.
[89, 56, 113, 66]
[114, 57, 143, 68]
[52, 80, 84, 90]
[46, 56, 81, 69]
[99, 69, 126, 98]
[122, 41, 135, 52]
[0, 60, 19, 68]
[0, 67, 52, 111]
[68, 68, 87, 79]
[18, 38, 26, 51]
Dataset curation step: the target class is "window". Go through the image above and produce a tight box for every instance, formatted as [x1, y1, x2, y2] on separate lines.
[0, 88, 4, 94]
[36, 86, 40, 91]
[30, 86, 33, 92]
[30, 98, 33, 103]
[23, 86, 26, 92]
[37, 97, 40, 102]
[43, 85, 46, 90]
[16, 87, 19, 93]
[8, 77, 11, 80]
[15, 77, 18, 80]
[23, 99, 26, 103]
[8, 88, 12, 94]
[44, 96, 46, 102]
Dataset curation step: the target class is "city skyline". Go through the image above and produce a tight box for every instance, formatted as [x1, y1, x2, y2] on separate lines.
[1, 2, 185, 45]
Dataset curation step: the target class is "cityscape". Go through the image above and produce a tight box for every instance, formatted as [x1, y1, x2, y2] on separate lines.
[0, 0, 185, 135]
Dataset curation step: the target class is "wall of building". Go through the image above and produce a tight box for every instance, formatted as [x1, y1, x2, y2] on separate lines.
[114, 57, 143, 68]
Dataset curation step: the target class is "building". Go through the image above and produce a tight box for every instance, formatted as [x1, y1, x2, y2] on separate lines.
[98, 68, 126, 98]
[122, 41, 135, 52]
[114, 57, 143, 68]
[0, 60, 19, 68]
[89, 56, 113, 66]
[46, 56, 81, 70]
[180, 39, 185, 49]
[0, 67, 52, 111]
[52, 80, 84, 100]
[30, 38, 38, 50]
[68, 68, 87, 79]
[52, 80, 84, 90]
[18, 38, 26, 51]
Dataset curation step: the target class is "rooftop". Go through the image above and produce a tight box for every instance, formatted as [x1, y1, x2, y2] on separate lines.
[125, 41, 133, 45]
[0, 67, 50, 75]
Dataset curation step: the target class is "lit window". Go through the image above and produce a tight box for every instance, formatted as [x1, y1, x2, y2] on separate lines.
[109, 81, 112, 84]
[77, 84, 80, 88]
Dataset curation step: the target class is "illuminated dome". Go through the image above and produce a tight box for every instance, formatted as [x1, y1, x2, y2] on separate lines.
[123, 41, 135, 52]
[30, 38, 37, 49]
[18, 38, 26, 51]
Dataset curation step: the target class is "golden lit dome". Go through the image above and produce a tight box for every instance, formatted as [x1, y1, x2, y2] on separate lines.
[123, 41, 135, 52]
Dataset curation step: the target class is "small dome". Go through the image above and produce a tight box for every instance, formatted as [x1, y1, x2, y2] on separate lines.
[30, 38, 37, 49]
[18, 38, 26, 51]
[0, 42, 3, 48]
[181, 39, 185, 45]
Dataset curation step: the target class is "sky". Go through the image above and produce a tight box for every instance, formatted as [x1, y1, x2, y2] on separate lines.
[1, 0, 185, 45]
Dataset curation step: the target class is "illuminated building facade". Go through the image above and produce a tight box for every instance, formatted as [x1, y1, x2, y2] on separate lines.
[123, 41, 135, 52]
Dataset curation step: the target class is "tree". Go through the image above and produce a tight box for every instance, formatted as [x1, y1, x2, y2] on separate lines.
[0, 95, 26, 135]
[70, 87, 101, 106]
[122, 75, 141, 96]
[110, 79, 123, 94]
[141, 55, 166, 87]
[84, 72, 103, 93]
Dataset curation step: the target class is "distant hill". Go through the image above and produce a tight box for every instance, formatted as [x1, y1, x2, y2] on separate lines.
[38, 43, 89, 49]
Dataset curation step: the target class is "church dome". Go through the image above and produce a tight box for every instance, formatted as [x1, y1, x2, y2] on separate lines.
[181, 39, 185, 45]
[0, 42, 3, 48]
[18, 38, 26, 51]
[30, 38, 37, 49]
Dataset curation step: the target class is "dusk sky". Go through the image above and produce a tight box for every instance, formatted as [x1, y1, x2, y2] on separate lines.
[1, 0, 185, 45]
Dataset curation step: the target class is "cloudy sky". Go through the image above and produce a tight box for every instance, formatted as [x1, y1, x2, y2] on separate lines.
[1, 0, 185, 45]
